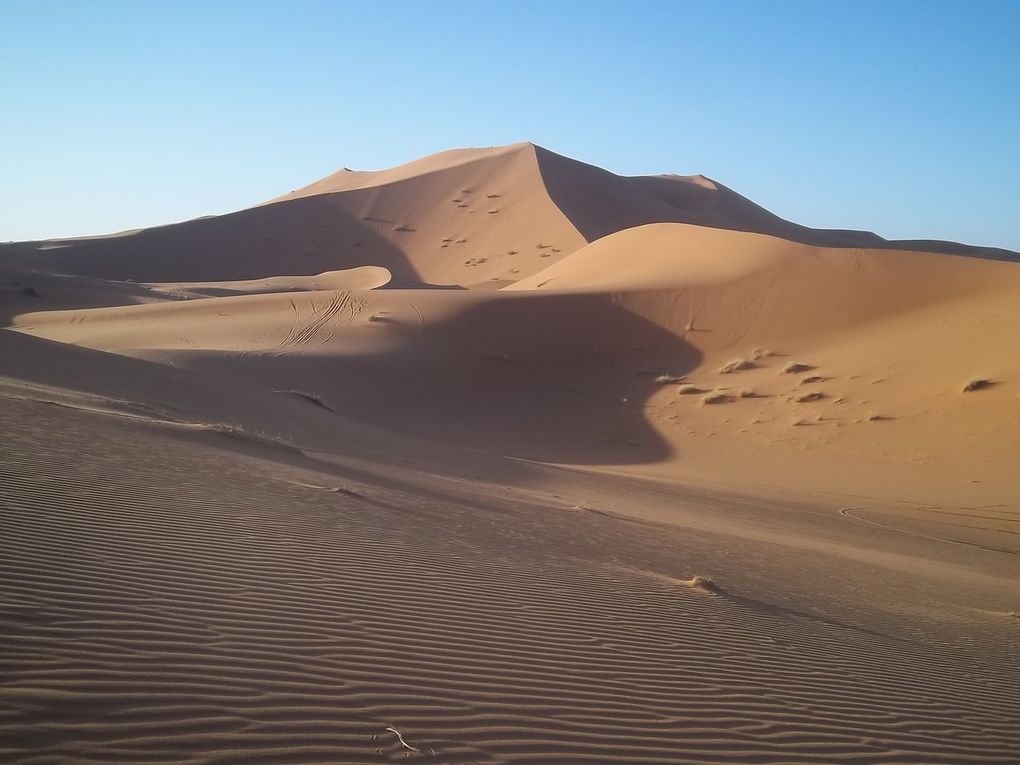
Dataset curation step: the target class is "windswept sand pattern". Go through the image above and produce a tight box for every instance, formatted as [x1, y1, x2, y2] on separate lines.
[2, 397, 1018, 765]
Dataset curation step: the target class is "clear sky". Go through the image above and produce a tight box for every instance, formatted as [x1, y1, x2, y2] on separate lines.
[2, 0, 1018, 249]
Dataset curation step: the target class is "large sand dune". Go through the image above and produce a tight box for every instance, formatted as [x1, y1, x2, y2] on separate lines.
[2, 143, 1018, 764]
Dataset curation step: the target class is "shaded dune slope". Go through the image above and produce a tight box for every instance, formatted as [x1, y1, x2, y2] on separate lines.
[10, 287, 702, 464]
[8, 196, 420, 285]
[533, 145, 1018, 260]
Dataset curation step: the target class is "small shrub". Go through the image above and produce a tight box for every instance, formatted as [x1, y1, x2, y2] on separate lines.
[701, 389, 730, 406]
[331, 485, 362, 497]
[280, 389, 332, 411]
[781, 361, 813, 375]
[677, 384, 703, 395]
[799, 375, 825, 385]
[962, 378, 992, 392]
[718, 358, 754, 374]
[653, 374, 683, 384]
[739, 388, 756, 398]
[795, 391, 825, 403]
[680, 575, 717, 591]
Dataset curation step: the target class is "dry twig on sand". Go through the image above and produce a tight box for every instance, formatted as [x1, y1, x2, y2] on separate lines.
[385, 726, 420, 753]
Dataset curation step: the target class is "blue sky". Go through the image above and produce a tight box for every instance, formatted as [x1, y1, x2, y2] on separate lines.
[2, 0, 1018, 249]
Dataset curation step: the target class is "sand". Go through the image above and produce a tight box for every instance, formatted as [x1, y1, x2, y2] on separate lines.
[2, 142, 1018, 764]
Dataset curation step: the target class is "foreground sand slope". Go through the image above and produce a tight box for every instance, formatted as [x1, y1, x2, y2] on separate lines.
[2, 342, 1019, 764]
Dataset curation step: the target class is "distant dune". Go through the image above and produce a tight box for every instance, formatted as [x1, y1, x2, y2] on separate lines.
[2, 143, 1018, 764]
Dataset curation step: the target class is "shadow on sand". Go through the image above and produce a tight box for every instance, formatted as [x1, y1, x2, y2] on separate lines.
[186, 291, 702, 466]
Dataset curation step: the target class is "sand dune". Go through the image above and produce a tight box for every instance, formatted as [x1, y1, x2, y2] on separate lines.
[11, 217, 1019, 498]
[8, 142, 1011, 294]
[146, 265, 392, 298]
[3, 142, 1019, 764]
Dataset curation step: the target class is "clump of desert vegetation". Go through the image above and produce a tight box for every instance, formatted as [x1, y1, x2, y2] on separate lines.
[677, 384, 704, 395]
[795, 391, 826, 403]
[781, 361, 813, 375]
[962, 377, 992, 392]
[677, 575, 717, 592]
[654, 373, 683, 384]
[718, 358, 755, 374]
[701, 389, 730, 406]
[277, 389, 332, 412]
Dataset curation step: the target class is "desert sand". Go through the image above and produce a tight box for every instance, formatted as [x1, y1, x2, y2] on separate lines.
[2, 142, 1018, 764]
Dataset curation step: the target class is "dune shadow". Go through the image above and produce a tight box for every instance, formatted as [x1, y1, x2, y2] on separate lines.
[0, 251, 161, 325]
[533, 146, 1020, 260]
[8, 196, 430, 287]
[706, 582, 906, 643]
[188, 292, 702, 466]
